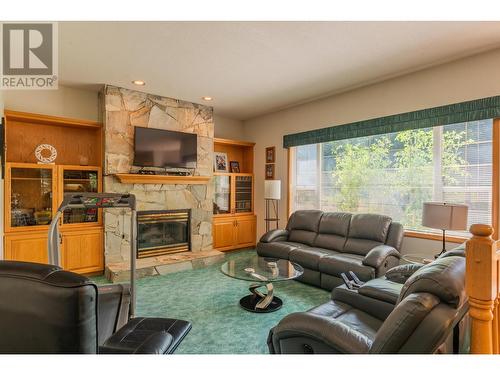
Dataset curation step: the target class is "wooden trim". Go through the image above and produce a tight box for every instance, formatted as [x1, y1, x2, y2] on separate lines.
[114, 173, 211, 185]
[214, 137, 255, 147]
[287, 147, 293, 219]
[4, 110, 101, 129]
[404, 230, 467, 244]
[492, 119, 499, 240]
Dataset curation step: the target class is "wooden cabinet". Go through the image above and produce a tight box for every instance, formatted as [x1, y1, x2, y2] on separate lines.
[235, 215, 257, 247]
[213, 215, 257, 251]
[3, 111, 104, 275]
[213, 138, 257, 251]
[213, 218, 237, 250]
[60, 228, 103, 274]
[4, 232, 48, 264]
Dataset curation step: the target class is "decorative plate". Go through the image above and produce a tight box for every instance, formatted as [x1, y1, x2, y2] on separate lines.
[35, 144, 57, 163]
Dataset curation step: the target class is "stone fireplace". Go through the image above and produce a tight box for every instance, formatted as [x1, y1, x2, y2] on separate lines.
[101, 85, 223, 281]
[137, 209, 191, 258]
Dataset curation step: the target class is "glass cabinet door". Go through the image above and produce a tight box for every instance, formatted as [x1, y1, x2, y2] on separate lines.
[213, 174, 231, 214]
[235, 175, 253, 213]
[10, 166, 54, 228]
[62, 168, 99, 224]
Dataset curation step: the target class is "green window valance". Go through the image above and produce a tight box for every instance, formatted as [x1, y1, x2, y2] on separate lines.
[283, 95, 500, 148]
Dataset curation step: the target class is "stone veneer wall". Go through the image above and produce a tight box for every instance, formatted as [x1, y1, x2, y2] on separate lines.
[103, 85, 214, 264]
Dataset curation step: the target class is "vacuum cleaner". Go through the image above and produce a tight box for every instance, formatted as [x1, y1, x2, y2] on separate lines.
[48, 193, 139, 344]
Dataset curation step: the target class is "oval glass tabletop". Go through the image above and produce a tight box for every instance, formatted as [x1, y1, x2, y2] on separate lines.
[221, 256, 304, 282]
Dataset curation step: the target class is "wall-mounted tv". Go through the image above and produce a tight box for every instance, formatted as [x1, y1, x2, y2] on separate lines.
[133, 127, 197, 168]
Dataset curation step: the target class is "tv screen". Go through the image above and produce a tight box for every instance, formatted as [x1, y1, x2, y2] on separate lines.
[133, 127, 197, 168]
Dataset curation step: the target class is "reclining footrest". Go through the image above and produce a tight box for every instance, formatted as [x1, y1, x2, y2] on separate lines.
[100, 317, 192, 354]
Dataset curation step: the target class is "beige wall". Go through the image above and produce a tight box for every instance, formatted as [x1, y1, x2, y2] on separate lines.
[3, 86, 99, 121]
[214, 114, 245, 140]
[243, 47, 500, 254]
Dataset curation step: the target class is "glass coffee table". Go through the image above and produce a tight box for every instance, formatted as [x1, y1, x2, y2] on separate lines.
[221, 256, 304, 313]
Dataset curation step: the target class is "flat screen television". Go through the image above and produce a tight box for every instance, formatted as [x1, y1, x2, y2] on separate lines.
[133, 127, 197, 168]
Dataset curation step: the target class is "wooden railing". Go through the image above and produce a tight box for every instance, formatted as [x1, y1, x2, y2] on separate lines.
[466, 224, 500, 353]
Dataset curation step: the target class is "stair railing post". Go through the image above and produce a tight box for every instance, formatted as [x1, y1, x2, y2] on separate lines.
[465, 224, 498, 354]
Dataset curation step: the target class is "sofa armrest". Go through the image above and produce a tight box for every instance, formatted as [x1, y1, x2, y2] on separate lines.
[362, 245, 400, 268]
[259, 229, 289, 243]
[269, 312, 372, 354]
[385, 263, 423, 283]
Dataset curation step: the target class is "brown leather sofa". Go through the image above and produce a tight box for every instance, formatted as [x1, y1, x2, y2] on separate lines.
[257, 210, 404, 290]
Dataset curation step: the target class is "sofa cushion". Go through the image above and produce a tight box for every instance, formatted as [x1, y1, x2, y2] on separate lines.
[288, 230, 318, 246]
[318, 212, 352, 236]
[256, 242, 298, 259]
[343, 238, 385, 256]
[289, 247, 338, 271]
[286, 210, 323, 232]
[311, 212, 351, 251]
[348, 214, 392, 243]
[286, 210, 323, 246]
[319, 254, 376, 281]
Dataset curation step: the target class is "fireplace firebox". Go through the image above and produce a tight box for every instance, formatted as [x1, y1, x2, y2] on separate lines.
[137, 209, 191, 258]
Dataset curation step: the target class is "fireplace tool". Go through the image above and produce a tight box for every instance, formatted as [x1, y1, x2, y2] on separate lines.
[47, 193, 138, 341]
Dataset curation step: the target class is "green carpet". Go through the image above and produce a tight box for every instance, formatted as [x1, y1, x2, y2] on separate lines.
[93, 249, 329, 354]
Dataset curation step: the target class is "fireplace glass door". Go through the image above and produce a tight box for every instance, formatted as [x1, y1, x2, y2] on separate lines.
[137, 210, 190, 258]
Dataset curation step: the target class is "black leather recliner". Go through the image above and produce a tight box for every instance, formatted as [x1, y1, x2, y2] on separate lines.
[0, 261, 191, 354]
[267, 253, 469, 354]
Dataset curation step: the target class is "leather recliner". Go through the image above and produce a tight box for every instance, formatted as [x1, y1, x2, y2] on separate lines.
[267, 253, 469, 354]
[257, 210, 404, 290]
[0, 261, 191, 354]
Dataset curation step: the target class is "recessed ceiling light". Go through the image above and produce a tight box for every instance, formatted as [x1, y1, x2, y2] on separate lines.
[201, 96, 213, 101]
[132, 80, 146, 86]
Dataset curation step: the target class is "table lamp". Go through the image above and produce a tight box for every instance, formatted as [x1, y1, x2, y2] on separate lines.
[422, 202, 468, 258]
[264, 180, 281, 231]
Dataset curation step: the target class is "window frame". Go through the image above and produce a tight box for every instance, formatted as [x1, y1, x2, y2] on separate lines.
[287, 118, 500, 242]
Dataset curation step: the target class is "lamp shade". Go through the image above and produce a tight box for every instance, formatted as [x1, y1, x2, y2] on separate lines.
[422, 202, 468, 231]
[264, 180, 281, 200]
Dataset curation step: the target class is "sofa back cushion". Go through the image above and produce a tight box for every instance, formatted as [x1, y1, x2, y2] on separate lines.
[313, 212, 351, 251]
[343, 213, 392, 255]
[286, 210, 323, 246]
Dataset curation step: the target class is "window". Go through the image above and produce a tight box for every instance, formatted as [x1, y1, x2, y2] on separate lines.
[290, 119, 494, 237]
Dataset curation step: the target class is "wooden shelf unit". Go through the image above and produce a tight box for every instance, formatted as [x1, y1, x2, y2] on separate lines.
[3, 110, 104, 275]
[213, 138, 257, 251]
[114, 173, 211, 185]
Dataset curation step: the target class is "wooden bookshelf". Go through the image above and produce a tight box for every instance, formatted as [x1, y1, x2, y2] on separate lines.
[3, 110, 104, 275]
[213, 138, 256, 251]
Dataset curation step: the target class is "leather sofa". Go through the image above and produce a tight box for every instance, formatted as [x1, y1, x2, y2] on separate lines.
[0, 261, 191, 354]
[267, 252, 469, 354]
[257, 210, 404, 290]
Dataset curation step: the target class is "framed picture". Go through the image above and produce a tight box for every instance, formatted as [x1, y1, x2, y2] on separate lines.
[266, 146, 276, 163]
[214, 152, 229, 172]
[265, 163, 275, 180]
[230, 161, 240, 173]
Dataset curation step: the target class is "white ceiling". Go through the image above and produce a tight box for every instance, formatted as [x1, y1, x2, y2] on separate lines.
[59, 21, 500, 120]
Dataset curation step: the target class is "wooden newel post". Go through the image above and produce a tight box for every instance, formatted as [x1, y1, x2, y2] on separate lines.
[465, 224, 498, 354]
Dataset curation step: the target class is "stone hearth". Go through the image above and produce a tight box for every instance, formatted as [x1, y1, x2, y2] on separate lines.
[101, 85, 223, 280]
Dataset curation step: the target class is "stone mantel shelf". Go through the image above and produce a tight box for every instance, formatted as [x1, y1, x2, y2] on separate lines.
[113, 173, 211, 185]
